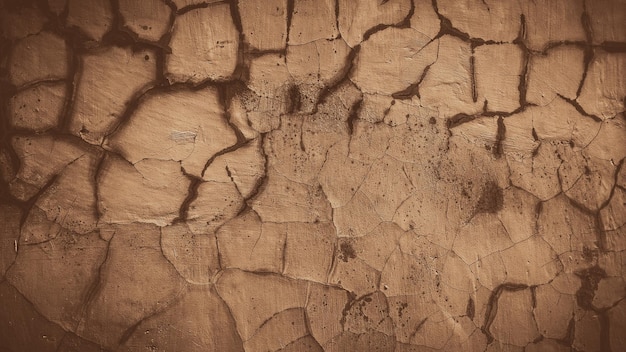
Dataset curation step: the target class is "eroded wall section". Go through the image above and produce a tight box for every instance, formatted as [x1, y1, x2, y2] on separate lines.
[1, 0, 625, 351]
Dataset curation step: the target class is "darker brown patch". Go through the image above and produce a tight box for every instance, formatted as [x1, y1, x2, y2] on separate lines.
[287, 84, 301, 114]
[493, 116, 506, 158]
[575, 266, 606, 310]
[474, 181, 504, 215]
[339, 242, 357, 262]
[466, 297, 475, 320]
[582, 245, 598, 262]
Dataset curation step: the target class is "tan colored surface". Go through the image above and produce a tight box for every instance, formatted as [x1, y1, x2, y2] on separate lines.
[0, 0, 625, 351]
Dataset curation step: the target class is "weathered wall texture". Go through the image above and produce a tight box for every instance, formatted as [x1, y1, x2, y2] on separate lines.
[1, 0, 625, 351]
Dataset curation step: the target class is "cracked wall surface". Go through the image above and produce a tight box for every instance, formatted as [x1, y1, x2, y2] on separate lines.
[0, 0, 625, 351]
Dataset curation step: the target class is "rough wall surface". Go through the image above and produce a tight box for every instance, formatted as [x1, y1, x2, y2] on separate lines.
[0, 0, 625, 351]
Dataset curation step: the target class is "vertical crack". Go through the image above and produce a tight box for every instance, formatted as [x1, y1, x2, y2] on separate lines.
[19, 174, 59, 228]
[514, 14, 529, 108]
[93, 152, 106, 221]
[346, 96, 362, 135]
[466, 296, 475, 320]
[285, 0, 295, 45]
[172, 171, 202, 224]
[493, 116, 506, 159]
[470, 47, 477, 103]
[334, 0, 340, 39]
[57, 39, 80, 132]
[77, 236, 113, 332]
[228, 0, 249, 82]
[576, 0, 595, 99]
[481, 283, 528, 344]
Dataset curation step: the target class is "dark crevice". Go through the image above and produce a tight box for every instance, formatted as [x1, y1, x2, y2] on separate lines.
[432, 0, 505, 50]
[176, 1, 211, 15]
[154, 44, 168, 84]
[316, 44, 360, 108]
[13, 78, 67, 94]
[172, 173, 202, 224]
[218, 82, 251, 143]
[540, 40, 587, 54]
[360, 0, 415, 43]
[470, 47, 477, 102]
[514, 14, 529, 108]
[199, 82, 253, 179]
[299, 120, 306, 152]
[228, 0, 243, 33]
[334, 0, 340, 38]
[564, 184, 600, 216]
[481, 283, 528, 344]
[285, 0, 295, 45]
[57, 39, 80, 132]
[280, 232, 288, 273]
[101, 82, 159, 142]
[346, 97, 363, 135]
[593, 206, 613, 244]
[446, 113, 477, 129]
[403, 0, 416, 28]
[466, 297, 475, 320]
[572, 263, 616, 352]
[557, 93, 603, 122]
[339, 291, 365, 328]
[101, 0, 138, 48]
[92, 153, 106, 221]
[228, 0, 250, 82]
[493, 116, 506, 158]
[244, 47, 287, 58]
[574, 266, 606, 311]
[163, 0, 178, 12]
[530, 285, 537, 309]
[445, 101, 534, 133]
[576, 2, 594, 99]
[19, 174, 59, 228]
[117, 288, 189, 347]
[576, 46, 594, 99]
[78, 237, 113, 331]
[391, 62, 433, 100]
[434, 10, 469, 43]
[531, 127, 539, 141]
[117, 320, 143, 347]
[241, 134, 269, 210]
[360, 24, 390, 44]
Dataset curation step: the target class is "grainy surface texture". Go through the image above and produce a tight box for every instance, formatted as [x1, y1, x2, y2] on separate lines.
[0, 0, 625, 351]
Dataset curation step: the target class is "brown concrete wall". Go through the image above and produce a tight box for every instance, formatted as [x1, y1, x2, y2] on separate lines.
[1, 0, 625, 351]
